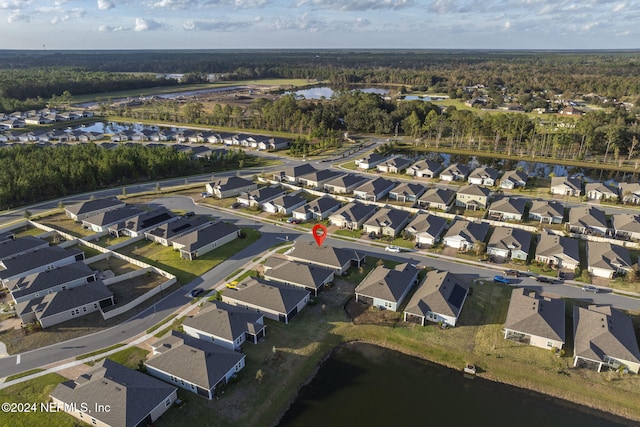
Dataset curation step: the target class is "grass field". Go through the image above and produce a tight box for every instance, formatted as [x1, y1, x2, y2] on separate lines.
[118, 228, 260, 284]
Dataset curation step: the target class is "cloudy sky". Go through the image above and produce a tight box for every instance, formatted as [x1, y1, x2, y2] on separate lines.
[1, 0, 638, 50]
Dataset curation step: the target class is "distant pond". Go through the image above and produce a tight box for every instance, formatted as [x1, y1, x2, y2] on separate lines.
[289, 87, 389, 100]
[278, 343, 633, 427]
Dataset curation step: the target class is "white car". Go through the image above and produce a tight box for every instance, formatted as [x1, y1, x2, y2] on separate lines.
[385, 245, 401, 253]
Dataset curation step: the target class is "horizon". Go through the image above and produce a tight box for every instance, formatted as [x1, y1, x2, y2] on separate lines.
[1, 1, 639, 50]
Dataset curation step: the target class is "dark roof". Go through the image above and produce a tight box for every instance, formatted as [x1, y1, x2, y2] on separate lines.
[263, 258, 334, 290]
[242, 186, 285, 203]
[354, 177, 395, 195]
[488, 227, 532, 253]
[418, 188, 456, 205]
[379, 157, 412, 169]
[118, 207, 175, 233]
[569, 206, 608, 229]
[146, 216, 212, 240]
[298, 169, 344, 183]
[457, 184, 492, 197]
[529, 200, 564, 219]
[469, 166, 499, 180]
[405, 213, 448, 237]
[0, 236, 48, 260]
[587, 242, 632, 272]
[183, 300, 265, 342]
[536, 232, 580, 263]
[172, 222, 239, 252]
[65, 198, 124, 216]
[390, 182, 427, 198]
[6, 261, 94, 299]
[355, 263, 418, 303]
[51, 359, 177, 427]
[329, 201, 377, 223]
[574, 305, 640, 365]
[488, 197, 527, 215]
[211, 176, 255, 191]
[358, 153, 386, 164]
[283, 164, 317, 178]
[19, 281, 112, 320]
[0, 246, 84, 280]
[270, 194, 307, 210]
[83, 207, 145, 227]
[224, 277, 310, 315]
[294, 196, 341, 215]
[404, 270, 470, 319]
[364, 207, 412, 230]
[324, 173, 368, 189]
[443, 220, 489, 243]
[504, 288, 565, 342]
[286, 242, 366, 269]
[441, 163, 469, 177]
[147, 332, 245, 390]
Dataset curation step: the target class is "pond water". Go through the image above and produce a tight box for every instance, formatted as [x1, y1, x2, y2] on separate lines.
[401, 95, 447, 101]
[290, 87, 389, 100]
[278, 343, 633, 427]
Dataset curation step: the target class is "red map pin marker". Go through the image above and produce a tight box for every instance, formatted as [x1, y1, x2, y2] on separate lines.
[312, 224, 328, 247]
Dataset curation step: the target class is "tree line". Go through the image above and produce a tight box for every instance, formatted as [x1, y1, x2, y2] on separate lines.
[0, 144, 247, 209]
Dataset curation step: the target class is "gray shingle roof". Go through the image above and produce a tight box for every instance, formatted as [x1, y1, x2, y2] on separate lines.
[329, 202, 377, 223]
[458, 184, 492, 197]
[223, 277, 310, 315]
[379, 157, 412, 169]
[242, 186, 285, 203]
[586, 182, 619, 197]
[294, 196, 341, 216]
[390, 182, 427, 198]
[83, 207, 145, 227]
[145, 216, 212, 240]
[568, 206, 608, 229]
[171, 222, 239, 252]
[118, 207, 175, 233]
[408, 159, 442, 174]
[573, 305, 640, 366]
[6, 261, 94, 299]
[501, 169, 528, 184]
[364, 207, 412, 230]
[18, 281, 112, 320]
[404, 270, 469, 319]
[405, 213, 447, 237]
[535, 232, 580, 263]
[270, 194, 307, 210]
[263, 259, 334, 291]
[587, 242, 632, 272]
[488, 227, 532, 253]
[211, 176, 255, 191]
[441, 163, 469, 177]
[488, 197, 527, 215]
[183, 301, 265, 344]
[50, 358, 176, 427]
[612, 213, 640, 234]
[0, 246, 83, 280]
[298, 169, 344, 183]
[355, 263, 418, 303]
[324, 173, 368, 189]
[504, 288, 565, 342]
[551, 176, 582, 192]
[286, 242, 365, 270]
[65, 198, 124, 216]
[147, 332, 245, 391]
[282, 164, 317, 178]
[529, 200, 564, 219]
[443, 220, 489, 243]
[0, 236, 48, 260]
[354, 177, 395, 195]
[418, 187, 456, 205]
[469, 166, 499, 181]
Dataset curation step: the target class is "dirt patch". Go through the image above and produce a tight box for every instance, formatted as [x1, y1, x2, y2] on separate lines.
[345, 298, 403, 327]
[442, 246, 459, 257]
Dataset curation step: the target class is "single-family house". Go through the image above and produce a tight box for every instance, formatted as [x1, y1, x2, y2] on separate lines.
[353, 177, 396, 202]
[323, 174, 368, 194]
[328, 202, 377, 230]
[528, 200, 565, 224]
[550, 176, 582, 196]
[455, 184, 492, 210]
[468, 166, 499, 186]
[388, 182, 427, 203]
[619, 182, 640, 205]
[263, 258, 334, 296]
[262, 194, 308, 215]
[6, 261, 96, 304]
[404, 213, 448, 247]
[355, 263, 419, 311]
[362, 207, 412, 238]
[403, 270, 469, 327]
[440, 163, 469, 182]
[356, 153, 388, 169]
[0, 246, 85, 285]
[259, 137, 289, 151]
[587, 242, 633, 279]
[573, 305, 640, 374]
[108, 207, 176, 238]
[50, 359, 177, 427]
[297, 169, 345, 189]
[487, 197, 527, 221]
[285, 242, 365, 275]
[503, 288, 565, 350]
[442, 220, 489, 251]
[182, 301, 266, 351]
[376, 157, 412, 174]
[612, 213, 640, 240]
[171, 222, 240, 260]
[586, 182, 619, 202]
[406, 159, 442, 178]
[274, 164, 318, 183]
[206, 177, 257, 199]
[0, 236, 49, 261]
[500, 169, 529, 190]
[487, 227, 532, 261]
[146, 331, 246, 400]
[236, 186, 285, 208]
[65, 198, 126, 221]
[560, 106, 584, 116]
[568, 206, 609, 236]
[81, 207, 145, 233]
[292, 196, 342, 222]
[16, 281, 114, 328]
[417, 187, 456, 211]
[145, 216, 213, 246]
[535, 232, 580, 270]
[222, 278, 310, 324]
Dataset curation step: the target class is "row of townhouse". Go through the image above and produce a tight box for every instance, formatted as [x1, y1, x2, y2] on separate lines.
[0, 109, 93, 130]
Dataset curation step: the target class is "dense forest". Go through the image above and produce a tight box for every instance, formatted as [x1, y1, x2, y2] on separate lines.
[0, 144, 247, 208]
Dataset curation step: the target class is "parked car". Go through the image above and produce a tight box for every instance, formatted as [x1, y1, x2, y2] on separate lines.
[231, 202, 241, 209]
[493, 275, 510, 284]
[582, 285, 599, 293]
[385, 245, 401, 253]
[184, 211, 195, 217]
[200, 192, 210, 198]
[535, 276, 554, 283]
[503, 269, 519, 277]
[558, 271, 566, 280]
[189, 288, 204, 298]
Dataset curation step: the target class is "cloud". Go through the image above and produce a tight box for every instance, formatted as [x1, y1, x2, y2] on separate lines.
[265, 13, 372, 32]
[612, 3, 626, 12]
[97, 0, 115, 10]
[296, 0, 413, 11]
[0, 1, 33, 10]
[183, 18, 252, 31]
[146, 0, 268, 9]
[7, 12, 29, 23]
[134, 17, 167, 31]
[98, 24, 129, 32]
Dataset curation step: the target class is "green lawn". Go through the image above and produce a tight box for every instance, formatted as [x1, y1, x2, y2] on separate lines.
[94, 234, 131, 247]
[0, 374, 78, 427]
[118, 228, 261, 284]
[333, 229, 363, 238]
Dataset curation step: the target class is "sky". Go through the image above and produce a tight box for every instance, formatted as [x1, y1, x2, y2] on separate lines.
[1, 0, 638, 50]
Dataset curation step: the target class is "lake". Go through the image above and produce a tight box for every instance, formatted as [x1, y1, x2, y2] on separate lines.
[290, 87, 389, 100]
[278, 343, 633, 427]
